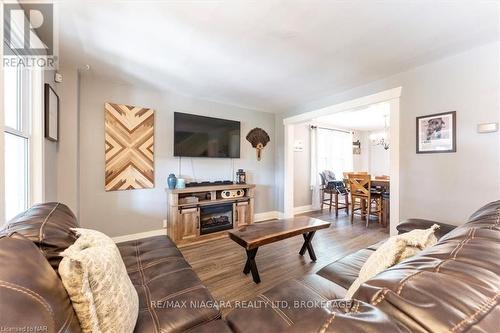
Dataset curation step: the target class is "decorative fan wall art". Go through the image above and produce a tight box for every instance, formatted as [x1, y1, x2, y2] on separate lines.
[246, 127, 270, 161]
[105, 102, 155, 191]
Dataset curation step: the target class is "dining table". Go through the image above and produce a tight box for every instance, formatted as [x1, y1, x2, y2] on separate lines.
[371, 178, 390, 191]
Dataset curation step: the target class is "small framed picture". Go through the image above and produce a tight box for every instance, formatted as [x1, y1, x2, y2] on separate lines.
[44, 84, 59, 142]
[352, 140, 361, 154]
[416, 111, 456, 154]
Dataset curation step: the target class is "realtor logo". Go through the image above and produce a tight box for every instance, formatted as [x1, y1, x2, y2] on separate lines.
[3, 2, 57, 68]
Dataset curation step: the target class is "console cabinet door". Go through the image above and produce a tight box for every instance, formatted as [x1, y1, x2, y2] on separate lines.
[178, 207, 199, 241]
[235, 201, 249, 227]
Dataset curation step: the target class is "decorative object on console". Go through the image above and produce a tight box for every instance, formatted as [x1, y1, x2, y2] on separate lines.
[105, 102, 154, 191]
[176, 178, 186, 189]
[167, 174, 177, 189]
[246, 127, 270, 161]
[416, 111, 456, 154]
[221, 189, 245, 199]
[44, 84, 59, 142]
[236, 169, 246, 184]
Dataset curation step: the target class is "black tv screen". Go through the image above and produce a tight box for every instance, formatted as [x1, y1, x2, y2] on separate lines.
[174, 112, 241, 158]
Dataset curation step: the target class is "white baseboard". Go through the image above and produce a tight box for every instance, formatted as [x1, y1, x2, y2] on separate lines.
[254, 211, 280, 222]
[254, 207, 316, 222]
[294, 205, 315, 214]
[113, 208, 314, 242]
[112, 229, 166, 243]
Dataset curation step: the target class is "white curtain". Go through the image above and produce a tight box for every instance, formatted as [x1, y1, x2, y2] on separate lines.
[317, 128, 354, 182]
[310, 126, 321, 210]
[310, 126, 353, 211]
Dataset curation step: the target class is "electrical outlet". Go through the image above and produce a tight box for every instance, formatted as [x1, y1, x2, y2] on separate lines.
[162, 219, 167, 228]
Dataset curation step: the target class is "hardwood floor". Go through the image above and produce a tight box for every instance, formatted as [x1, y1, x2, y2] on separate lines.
[180, 211, 388, 316]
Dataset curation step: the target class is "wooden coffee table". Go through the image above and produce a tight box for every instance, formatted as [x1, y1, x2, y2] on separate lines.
[228, 217, 331, 283]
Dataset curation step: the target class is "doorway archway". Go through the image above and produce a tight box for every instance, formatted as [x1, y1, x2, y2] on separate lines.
[283, 87, 402, 235]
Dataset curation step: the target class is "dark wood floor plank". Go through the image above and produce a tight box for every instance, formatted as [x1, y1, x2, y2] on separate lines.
[181, 211, 388, 316]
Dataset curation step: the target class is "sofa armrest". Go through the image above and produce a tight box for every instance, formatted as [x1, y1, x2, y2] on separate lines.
[397, 218, 456, 239]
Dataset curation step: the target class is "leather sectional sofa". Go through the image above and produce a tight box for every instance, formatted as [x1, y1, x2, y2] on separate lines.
[0, 203, 230, 333]
[1, 201, 499, 332]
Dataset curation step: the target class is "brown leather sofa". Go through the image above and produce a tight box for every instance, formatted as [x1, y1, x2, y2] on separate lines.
[0, 202, 232, 333]
[226, 200, 500, 332]
[1, 201, 499, 333]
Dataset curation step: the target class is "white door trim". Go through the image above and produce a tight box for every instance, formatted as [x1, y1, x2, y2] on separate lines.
[283, 87, 402, 125]
[283, 87, 402, 235]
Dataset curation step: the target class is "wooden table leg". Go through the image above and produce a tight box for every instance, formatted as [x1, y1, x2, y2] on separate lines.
[243, 248, 260, 283]
[299, 231, 317, 261]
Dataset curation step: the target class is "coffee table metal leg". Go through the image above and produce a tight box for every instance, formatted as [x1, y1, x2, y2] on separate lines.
[299, 231, 317, 261]
[243, 248, 260, 283]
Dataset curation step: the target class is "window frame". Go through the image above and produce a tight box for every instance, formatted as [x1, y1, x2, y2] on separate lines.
[3, 43, 33, 220]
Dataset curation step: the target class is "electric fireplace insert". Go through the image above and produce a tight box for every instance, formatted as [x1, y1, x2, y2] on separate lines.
[200, 204, 233, 235]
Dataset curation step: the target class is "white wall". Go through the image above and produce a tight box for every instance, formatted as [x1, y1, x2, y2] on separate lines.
[55, 67, 79, 214]
[368, 131, 390, 176]
[277, 42, 500, 225]
[293, 123, 311, 207]
[43, 70, 58, 201]
[71, 75, 276, 237]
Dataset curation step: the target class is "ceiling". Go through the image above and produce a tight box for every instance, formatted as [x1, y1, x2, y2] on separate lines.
[58, 0, 499, 113]
[314, 102, 390, 131]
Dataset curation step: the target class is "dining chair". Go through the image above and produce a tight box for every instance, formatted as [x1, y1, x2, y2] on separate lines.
[342, 171, 368, 189]
[347, 173, 382, 227]
[320, 171, 349, 217]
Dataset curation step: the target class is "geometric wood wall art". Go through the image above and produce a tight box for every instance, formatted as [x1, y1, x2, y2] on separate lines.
[105, 102, 155, 191]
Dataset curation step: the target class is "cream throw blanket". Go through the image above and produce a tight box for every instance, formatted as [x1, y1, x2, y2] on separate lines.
[345, 224, 440, 299]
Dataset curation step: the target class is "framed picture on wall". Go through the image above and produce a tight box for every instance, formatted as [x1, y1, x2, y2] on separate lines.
[352, 140, 361, 154]
[416, 111, 456, 154]
[44, 84, 59, 142]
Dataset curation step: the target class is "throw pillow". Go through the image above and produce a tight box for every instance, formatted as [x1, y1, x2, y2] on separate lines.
[58, 228, 139, 333]
[345, 224, 440, 299]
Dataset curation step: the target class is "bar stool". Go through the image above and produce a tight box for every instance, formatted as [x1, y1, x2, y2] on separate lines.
[320, 171, 349, 217]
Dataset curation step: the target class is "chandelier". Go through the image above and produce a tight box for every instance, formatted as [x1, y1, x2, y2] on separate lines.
[371, 115, 390, 150]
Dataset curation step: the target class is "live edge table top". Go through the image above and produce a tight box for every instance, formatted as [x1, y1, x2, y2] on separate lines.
[228, 217, 331, 250]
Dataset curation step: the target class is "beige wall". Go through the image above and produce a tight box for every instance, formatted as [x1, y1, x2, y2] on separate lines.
[277, 42, 500, 225]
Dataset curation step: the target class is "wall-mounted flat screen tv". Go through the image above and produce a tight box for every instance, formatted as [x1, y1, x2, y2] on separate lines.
[174, 112, 241, 158]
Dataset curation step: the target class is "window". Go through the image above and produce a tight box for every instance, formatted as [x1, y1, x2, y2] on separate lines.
[3, 52, 32, 221]
[317, 128, 353, 179]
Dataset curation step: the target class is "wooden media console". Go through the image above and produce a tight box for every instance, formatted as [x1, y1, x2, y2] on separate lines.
[166, 184, 255, 246]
